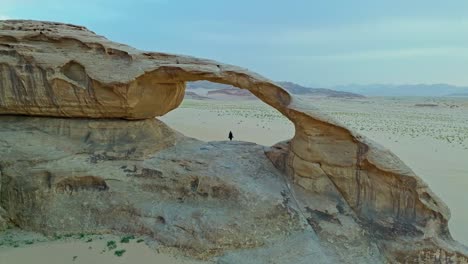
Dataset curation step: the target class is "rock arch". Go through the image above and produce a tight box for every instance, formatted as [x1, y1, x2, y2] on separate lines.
[130, 61, 450, 238]
[0, 20, 463, 258]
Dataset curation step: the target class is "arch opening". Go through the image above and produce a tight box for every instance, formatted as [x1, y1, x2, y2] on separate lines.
[159, 81, 295, 146]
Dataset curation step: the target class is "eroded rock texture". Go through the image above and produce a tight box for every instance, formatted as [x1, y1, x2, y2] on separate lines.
[1, 20, 467, 263]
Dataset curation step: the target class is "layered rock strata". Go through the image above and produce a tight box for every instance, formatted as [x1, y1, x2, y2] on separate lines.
[0, 20, 467, 263]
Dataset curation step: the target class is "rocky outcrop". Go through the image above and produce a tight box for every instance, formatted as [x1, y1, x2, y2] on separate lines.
[0, 116, 331, 262]
[0, 207, 8, 231]
[0, 21, 185, 119]
[1, 20, 467, 263]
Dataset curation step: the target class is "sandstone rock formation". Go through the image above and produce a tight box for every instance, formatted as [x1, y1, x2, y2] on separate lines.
[1, 20, 467, 263]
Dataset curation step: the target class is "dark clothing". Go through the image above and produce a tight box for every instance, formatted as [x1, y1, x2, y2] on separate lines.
[228, 131, 234, 141]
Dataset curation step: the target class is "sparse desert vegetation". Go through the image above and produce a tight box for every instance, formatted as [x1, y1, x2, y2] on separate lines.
[310, 97, 468, 149]
[0, 230, 200, 263]
[165, 97, 468, 149]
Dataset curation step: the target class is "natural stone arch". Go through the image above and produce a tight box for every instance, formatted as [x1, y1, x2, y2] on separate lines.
[133, 62, 449, 237]
[0, 20, 461, 257]
[165, 80, 295, 145]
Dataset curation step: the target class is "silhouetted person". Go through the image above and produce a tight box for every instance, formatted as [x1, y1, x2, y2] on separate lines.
[228, 131, 234, 141]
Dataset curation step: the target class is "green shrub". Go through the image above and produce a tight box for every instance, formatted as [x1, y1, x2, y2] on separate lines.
[114, 249, 126, 257]
[106, 240, 117, 250]
[120, 235, 135, 243]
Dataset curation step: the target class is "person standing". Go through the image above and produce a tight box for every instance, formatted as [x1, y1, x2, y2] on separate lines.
[228, 131, 234, 141]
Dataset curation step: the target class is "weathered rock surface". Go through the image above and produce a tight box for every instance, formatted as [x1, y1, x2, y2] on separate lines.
[0, 116, 466, 263]
[0, 207, 8, 231]
[0, 20, 467, 263]
[0, 116, 353, 263]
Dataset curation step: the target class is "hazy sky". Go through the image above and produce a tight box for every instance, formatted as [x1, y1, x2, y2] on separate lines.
[2, 0, 468, 87]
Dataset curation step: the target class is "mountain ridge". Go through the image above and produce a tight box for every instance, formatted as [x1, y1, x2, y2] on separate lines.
[188, 81, 364, 98]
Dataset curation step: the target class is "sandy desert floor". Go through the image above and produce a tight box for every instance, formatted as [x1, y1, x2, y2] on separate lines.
[0, 229, 206, 264]
[1, 95, 467, 263]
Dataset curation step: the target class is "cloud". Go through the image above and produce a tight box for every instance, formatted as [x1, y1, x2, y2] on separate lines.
[194, 17, 468, 49]
[275, 17, 468, 45]
[278, 47, 468, 61]
[0, 15, 10, 20]
[0, 0, 125, 22]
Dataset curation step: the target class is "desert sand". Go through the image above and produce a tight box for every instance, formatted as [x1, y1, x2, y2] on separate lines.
[0, 230, 206, 264]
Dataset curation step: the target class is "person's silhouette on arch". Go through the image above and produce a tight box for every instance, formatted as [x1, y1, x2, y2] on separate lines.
[228, 131, 234, 141]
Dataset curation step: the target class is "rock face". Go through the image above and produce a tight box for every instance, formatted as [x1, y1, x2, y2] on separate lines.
[0, 20, 185, 119]
[0, 20, 467, 263]
[0, 116, 344, 263]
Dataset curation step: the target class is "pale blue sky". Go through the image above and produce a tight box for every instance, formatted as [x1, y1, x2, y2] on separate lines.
[2, 0, 468, 87]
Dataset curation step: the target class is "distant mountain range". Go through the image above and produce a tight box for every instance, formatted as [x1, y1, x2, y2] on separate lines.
[187, 81, 364, 98]
[187, 81, 233, 90]
[185, 91, 210, 100]
[188, 81, 468, 97]
[277, 82, 364, 98]
[207, 88, 253, 97]
[447, 92, 468, 97]
[332, 84, 468, 97]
